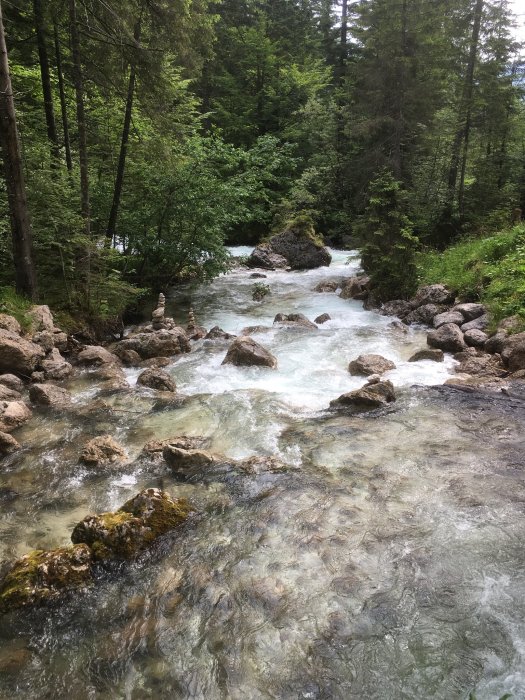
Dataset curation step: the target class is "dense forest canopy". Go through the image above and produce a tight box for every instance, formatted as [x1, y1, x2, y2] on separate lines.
[0, 0, 523, 327]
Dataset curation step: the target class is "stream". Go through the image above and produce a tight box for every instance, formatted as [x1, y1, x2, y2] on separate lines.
[1, 248, 525, 699]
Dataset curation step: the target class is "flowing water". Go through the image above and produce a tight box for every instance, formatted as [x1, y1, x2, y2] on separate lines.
[1, 249, 525, 699]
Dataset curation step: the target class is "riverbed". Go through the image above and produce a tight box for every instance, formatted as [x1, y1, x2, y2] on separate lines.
[1, 248, 524, 699]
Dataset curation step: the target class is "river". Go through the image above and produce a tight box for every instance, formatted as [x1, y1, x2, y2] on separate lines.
[1, 248, 524, 699]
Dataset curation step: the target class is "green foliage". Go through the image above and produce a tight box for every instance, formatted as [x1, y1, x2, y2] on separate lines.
[418, 224, 525, 328]
[252, 282, 270, 301]
[0, 287, 33, 330]
[358, 170, 419, 301]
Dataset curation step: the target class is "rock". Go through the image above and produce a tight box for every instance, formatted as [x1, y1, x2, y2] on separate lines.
[39, 348, 73, 381]
[250, 272, 267, 279]
[0, 642, 31, 674]
[461, 314, 489, 332]
[0, 329, 45, 375]
[464, 329, 488, 348]
[222, 337, 277, 368]
[348, 354, 396, 376]
[29, 383, 72, 408]
[313, 281, 338, 293]
[52, 331, 69, 353]
[455, 353, 506, 378]
[501, 332, 525, 372]
[408, 348, 444, 362]
[498, 315, 521, 332]
[366, 374, 381, 384]
[484, 330, 508, 355]
[267, 224, 332, 270]
[0, 314, 21, 335]
[241, 325, 272, 335]
[0, 544, 93, 612]
[31, 371, 45, 383]
[427, 323, 467, 353]
[0, 431, 20, 457]
[0, 384, 21, 401]
[314, 313, 331, 324]
[388, 320, 409, 333]
[151, 292, 166, 330]
[509, 369, 525, 379]
[0, 374, 23, 392]
[452, 303, 486, 321]
[91, 364, 129, 391]
[28, 305, 54, 332]
[143, 435, 207, 459]
[205, 326, 236, 340]
[237, 455, 289, 474]
[453, 347, 478, 362]
[247, 246, 288, 270]
[80, 435, 127, 466]
[339, 275, 370, 300]
[139, 357, 171, 369]
[433, 311, 464, 328]
[71, 488, 192, 560]
[32, 331, 55, 353]
[330, 380, 396, 411]
[405, 304, 445, 326]
[116, 328, 190, 359]
[273, 313, 317, 330]
[137, 368, 176, 392]
[77, 345, 120, 366]
[379, 300, 414, 319]
[411, 284, 455, 307]
[114, 347, 142, 366]
[0, 401, 31, 432]
[163, 443, 215, 476]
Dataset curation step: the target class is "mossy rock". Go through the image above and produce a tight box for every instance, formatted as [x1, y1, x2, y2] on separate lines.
[0, 544, 93, 613]
[71, 488, 192, 560]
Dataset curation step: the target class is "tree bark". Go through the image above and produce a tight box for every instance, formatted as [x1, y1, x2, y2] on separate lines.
[33, 0, 59, 164]
[0, 1, 38, 299]
[106, 17, 141, 245]
[69, 0, 90, 235]
[53, 19, 73, 172]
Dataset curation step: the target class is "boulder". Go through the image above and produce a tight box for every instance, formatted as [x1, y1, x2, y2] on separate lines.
[388, 320, 409, 334]
[452, 303, 486, 322]
[0, 431, 20, 457]
[139, 357, 171, 369]
[427, 323, 467, 353]
[0, 374, 23, 392]
[313, 281, 339, 293]
[250, 272, 267, 279]
[205, 326, 236, 340]
[114, 347, 142, 366]
[0, 385, 21, 401]
[464, 329, 488, 348]
[498, 316, 521, 332]
[273, 313, 317, 330]
[32, 331, 55, 353]
[501, 332, 525, 372]
[39, 348, 73, 381]
[455, 353, 506, 378]
[0, 329, 45, 375]
[0, 314, 21, 335]
[52, 331, 69, 353]
[91, 364, 129, 391]
[433, 311, 464, 328]
[222, 337, 277, 368]
[484, 330, 508, 355]
[77, 345, 120, 366]
[379, 300, 414, 319]
[247, 246, 288, 270]
[143, 435, 208, 461]
[0, 544, 93, 612]
[405, 304, 445, 326]
[348, 354, 396, 376]
[115, 328, 190, 359]
[330, 380, 396, 411]
[0, 401, 31, 432]
[163, 443, 215, 477]
[314, 313, 331, 324]
[137, 368, 176, 392]
[411, 284, 455, 307]
[461, 314, 489, 333]
[241, 325, 272, 335]
[260, 221, 332, 270]
[27, 305, 54, 332]
[80, 435, 127, 466]
[29, 383, 72, 409]
[408, 349, 444, 362]
[71, 488, 192, 560]
[339, 275, 370, 300]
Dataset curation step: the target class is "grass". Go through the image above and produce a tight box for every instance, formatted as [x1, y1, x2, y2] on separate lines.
[0, 286, 33, 331]
[417, 224, 525, 332]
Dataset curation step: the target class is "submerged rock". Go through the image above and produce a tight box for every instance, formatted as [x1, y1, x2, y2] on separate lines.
[330, 380, 396, 411]
[314, 313, 331, 324]
[137, 368, 176, 393]
[29, 383, 72, 409]
[408, 348, 444, 363]
[349, 354, 396, 376]
[71, 488, 192, 560]
[222, 336, 277, 368]
[163, 443, 216, 477]
[80, 435, 127, 467]
[273, 313, 317, 330]
[0, 544, 93, 613]
[0, 329, 45, 375]
[314, 281, 339, 293]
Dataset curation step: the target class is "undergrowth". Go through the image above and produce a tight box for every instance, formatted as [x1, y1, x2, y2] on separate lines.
[0, 286, 33, 330]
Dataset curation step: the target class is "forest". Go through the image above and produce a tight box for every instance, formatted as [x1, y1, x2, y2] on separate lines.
[0, 0, 523, 329]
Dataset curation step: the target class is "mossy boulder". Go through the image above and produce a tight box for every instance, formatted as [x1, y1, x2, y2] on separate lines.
[0, 544, 93, 613]
[249, 218, 331, 270]
[71, 488, 192, 560]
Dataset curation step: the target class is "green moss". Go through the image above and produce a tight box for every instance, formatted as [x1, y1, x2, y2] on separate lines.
[284, 214, 325, 246]
[0, 287, 33, 331]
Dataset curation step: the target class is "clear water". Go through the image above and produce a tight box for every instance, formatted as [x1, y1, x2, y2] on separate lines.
[0, 249, 524, 699]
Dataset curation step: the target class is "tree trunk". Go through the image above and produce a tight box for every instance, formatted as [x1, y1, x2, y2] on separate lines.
[33, 0, 59, 164]
[53, 20, 72, 172]
[0, 1, 38, 299]
[69, 0, 90, 235]
[105, 18, 141, 245]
